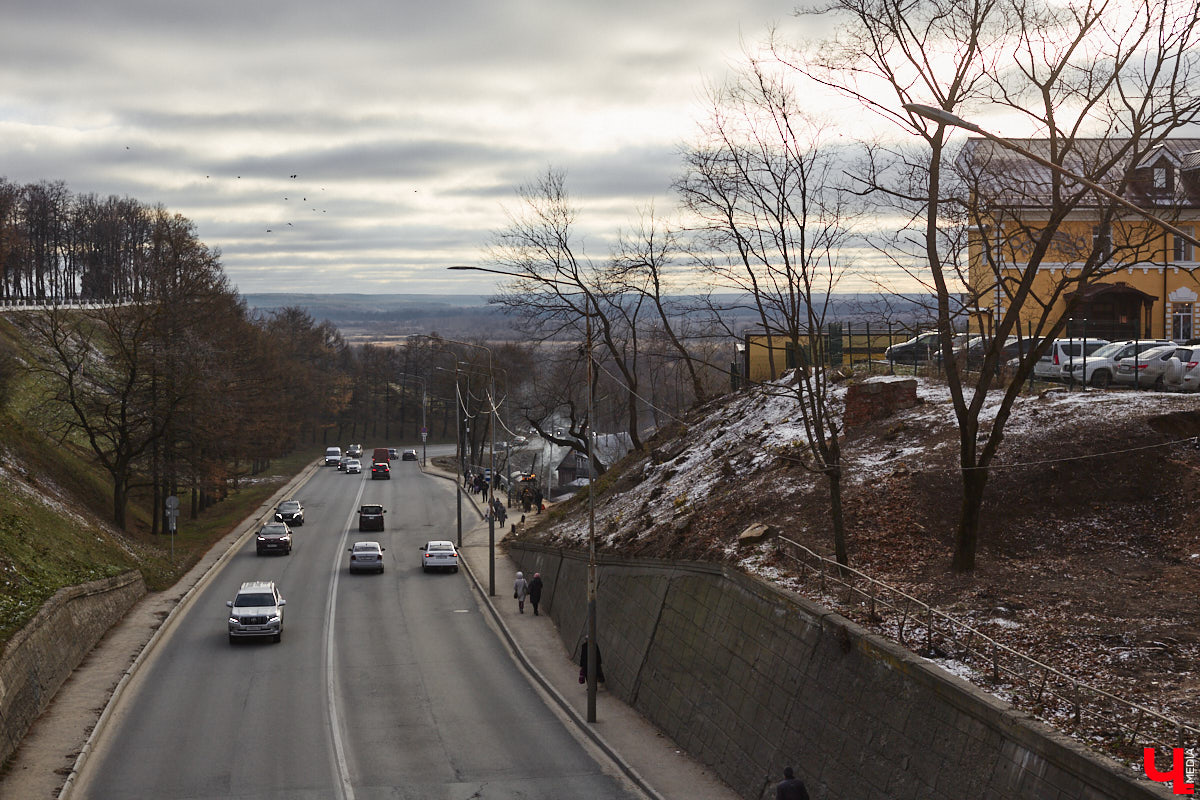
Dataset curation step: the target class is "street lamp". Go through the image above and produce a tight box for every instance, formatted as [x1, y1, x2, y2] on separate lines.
[449, 263, 602, 723]
[396, 372, 428, 465]
[417, 334, 498, 596]
[904, 103, 1200, 249]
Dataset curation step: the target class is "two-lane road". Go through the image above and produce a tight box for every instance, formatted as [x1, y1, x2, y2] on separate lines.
[75, 456, 640, 800]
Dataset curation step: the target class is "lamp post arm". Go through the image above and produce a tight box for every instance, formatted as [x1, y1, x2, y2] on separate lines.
[903, 103, 1200, 249]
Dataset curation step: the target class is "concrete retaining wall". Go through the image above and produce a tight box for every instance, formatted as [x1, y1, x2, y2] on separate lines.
[0, 571, 145, 766]
[507, 543, 1169, 800]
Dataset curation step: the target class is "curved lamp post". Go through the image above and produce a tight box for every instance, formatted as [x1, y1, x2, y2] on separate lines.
[449, 264, 601, 724]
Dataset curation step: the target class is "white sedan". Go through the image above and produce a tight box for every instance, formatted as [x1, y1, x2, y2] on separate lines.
[345, 458, 362, 474]
[420, 540, 459, 573]
[348, 541, 385, 573]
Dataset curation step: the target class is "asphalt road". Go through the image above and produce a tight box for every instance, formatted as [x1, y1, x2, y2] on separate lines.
[72, 457, 640, 800]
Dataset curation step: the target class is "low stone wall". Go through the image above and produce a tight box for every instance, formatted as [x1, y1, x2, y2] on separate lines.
[0, 571, 145, 766]
[843, 378, 918, 428]
[507, 543, 1169, 800]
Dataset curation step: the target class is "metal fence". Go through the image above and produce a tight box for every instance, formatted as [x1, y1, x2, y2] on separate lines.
[775, 535, 1198, 764]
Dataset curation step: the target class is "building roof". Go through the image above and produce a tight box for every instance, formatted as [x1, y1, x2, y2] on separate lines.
[958, 137, 1200, 209]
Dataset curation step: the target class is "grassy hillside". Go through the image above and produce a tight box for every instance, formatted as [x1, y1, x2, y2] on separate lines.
[0, 314, 312, 645]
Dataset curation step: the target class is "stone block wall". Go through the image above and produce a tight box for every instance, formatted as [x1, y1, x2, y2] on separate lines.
[843, 378, 918, 428]
[0, 571, 145, 766]
[507, 543, 1169, 800]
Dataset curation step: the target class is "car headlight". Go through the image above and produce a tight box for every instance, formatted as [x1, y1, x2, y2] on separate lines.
[267, 614, 280, 622]
[257, 535, 266, 541]
[229, 617, 240, 624]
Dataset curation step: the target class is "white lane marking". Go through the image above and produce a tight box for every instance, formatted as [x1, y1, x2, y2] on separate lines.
[324, 477, 368, 800]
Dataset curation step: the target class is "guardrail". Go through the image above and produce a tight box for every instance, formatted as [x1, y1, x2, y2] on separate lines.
[776, 535, 1198, 763]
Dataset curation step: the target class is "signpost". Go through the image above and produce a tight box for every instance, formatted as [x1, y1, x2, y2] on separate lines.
[165, 495, 179, 561]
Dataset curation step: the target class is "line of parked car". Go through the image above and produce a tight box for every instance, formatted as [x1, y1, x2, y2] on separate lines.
[885, 332, 1200, 391]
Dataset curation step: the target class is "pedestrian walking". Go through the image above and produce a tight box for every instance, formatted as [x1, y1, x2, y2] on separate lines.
[776, 767, 809, 800]
[492, 497, 507, 528]
[520, 486, 532, 513]
[513, 571, 529, 613]
[578, 636, 604, 684]
[527, 572, 544, 615]
[533, 486, 544, 513]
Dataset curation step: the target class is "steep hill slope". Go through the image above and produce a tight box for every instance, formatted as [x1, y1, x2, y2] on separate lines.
[525, 374, 1200, 762]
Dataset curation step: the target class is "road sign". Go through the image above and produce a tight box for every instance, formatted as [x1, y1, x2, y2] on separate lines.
[165, 495, 179, 510]
[421, 432, 428, 442]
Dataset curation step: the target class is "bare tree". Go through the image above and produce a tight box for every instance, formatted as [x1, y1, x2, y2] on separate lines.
[676, 54, 862, 565]
[790, 0, 1200, 571]
[488, 168, 647, 452]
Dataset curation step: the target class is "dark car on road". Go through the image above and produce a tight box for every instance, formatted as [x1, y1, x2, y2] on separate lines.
[358, 504, 386, 531]
[256, 522, 293, 556]
[274, 499, 304, 525]
[371, 461, 390, 480]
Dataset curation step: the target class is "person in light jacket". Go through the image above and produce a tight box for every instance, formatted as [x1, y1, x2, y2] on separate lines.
[513, 571, 529, 613]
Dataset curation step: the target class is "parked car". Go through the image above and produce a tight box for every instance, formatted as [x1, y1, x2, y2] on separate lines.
[324, 446, 342, 466]
[511, 436, 528, 446]
[420, 540, 459, 573]
[884, 331, 941, 365]
[345, 458, 362, 474]
[1163, 345, 1200, 392]
[1066, 339, 1176, 387]
[346, 443, 363, 458]
[358, 504, 386, 531]
[348, 541, 385, 574]
[1113, 344, 1178, 390]
[371, 461, 390, 479]
[401, 449, 417, 461]
[226, 581, 286, 643]
[1031, 338, 1110, 381]
[950, 336, 1037, 370]
[274, 499, 304, 526]
[255, 522, 293, 556]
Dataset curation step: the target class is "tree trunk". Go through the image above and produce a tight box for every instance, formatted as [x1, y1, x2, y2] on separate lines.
[827, 468, 849, 567]
[953, 467, 989, 572]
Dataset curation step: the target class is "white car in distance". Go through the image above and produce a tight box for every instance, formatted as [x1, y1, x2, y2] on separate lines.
[348, 541, 385, 573]
[420, 540, 459, 573]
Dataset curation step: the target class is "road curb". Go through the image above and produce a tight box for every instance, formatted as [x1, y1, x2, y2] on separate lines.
[422, 465, 664, 800]
[58, 459, 323, 800]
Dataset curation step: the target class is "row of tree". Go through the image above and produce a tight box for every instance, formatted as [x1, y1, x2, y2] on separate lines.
[0, 179, 180, 304]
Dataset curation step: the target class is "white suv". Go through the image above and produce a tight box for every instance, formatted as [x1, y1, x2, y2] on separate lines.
[226, 581, 286, 644]
[1066, 339, 1176, 388]
[1033, 338, 1109, 381]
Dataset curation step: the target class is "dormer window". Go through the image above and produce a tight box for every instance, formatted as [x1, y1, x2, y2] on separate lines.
[1155, 166, 1168, 191]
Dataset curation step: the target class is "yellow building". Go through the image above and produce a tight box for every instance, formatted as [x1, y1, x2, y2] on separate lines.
[964, 138, 1200, 342]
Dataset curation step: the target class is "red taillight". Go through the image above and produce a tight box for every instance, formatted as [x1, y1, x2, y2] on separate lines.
[1188, 361, 1198, 369]
[1053, 352, 1060, 365]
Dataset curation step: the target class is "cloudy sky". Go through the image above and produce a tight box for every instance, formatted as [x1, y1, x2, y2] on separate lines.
[1, 0, 824, 296]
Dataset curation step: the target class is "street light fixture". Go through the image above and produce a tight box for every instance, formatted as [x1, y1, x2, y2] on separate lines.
[417, 334, 498, 597]
[904, 103, 1200, 249]
[395, 372, 428, 466]
[449, 263, 602, 723]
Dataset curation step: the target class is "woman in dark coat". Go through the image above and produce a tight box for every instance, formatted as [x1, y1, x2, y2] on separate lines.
[527, 572, 544, 615]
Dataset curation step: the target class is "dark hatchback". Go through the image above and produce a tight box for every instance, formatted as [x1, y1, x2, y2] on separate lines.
[358, 504, 386, 531]
[371, 461, 390, 480]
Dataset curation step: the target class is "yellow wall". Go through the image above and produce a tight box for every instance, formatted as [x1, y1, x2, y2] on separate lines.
[968, 214, 1200, 340]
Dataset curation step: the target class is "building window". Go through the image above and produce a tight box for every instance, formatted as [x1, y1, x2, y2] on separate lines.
[1174, 226, 1196, 262]
[1092, 225, 1111, 259]
[1173, 304, 1193, 342]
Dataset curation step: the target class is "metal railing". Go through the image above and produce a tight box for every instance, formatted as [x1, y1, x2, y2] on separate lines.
[776, 535, 1198, 762]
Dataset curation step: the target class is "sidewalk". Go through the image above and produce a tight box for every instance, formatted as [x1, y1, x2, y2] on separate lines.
[446, 471, 740, 800]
